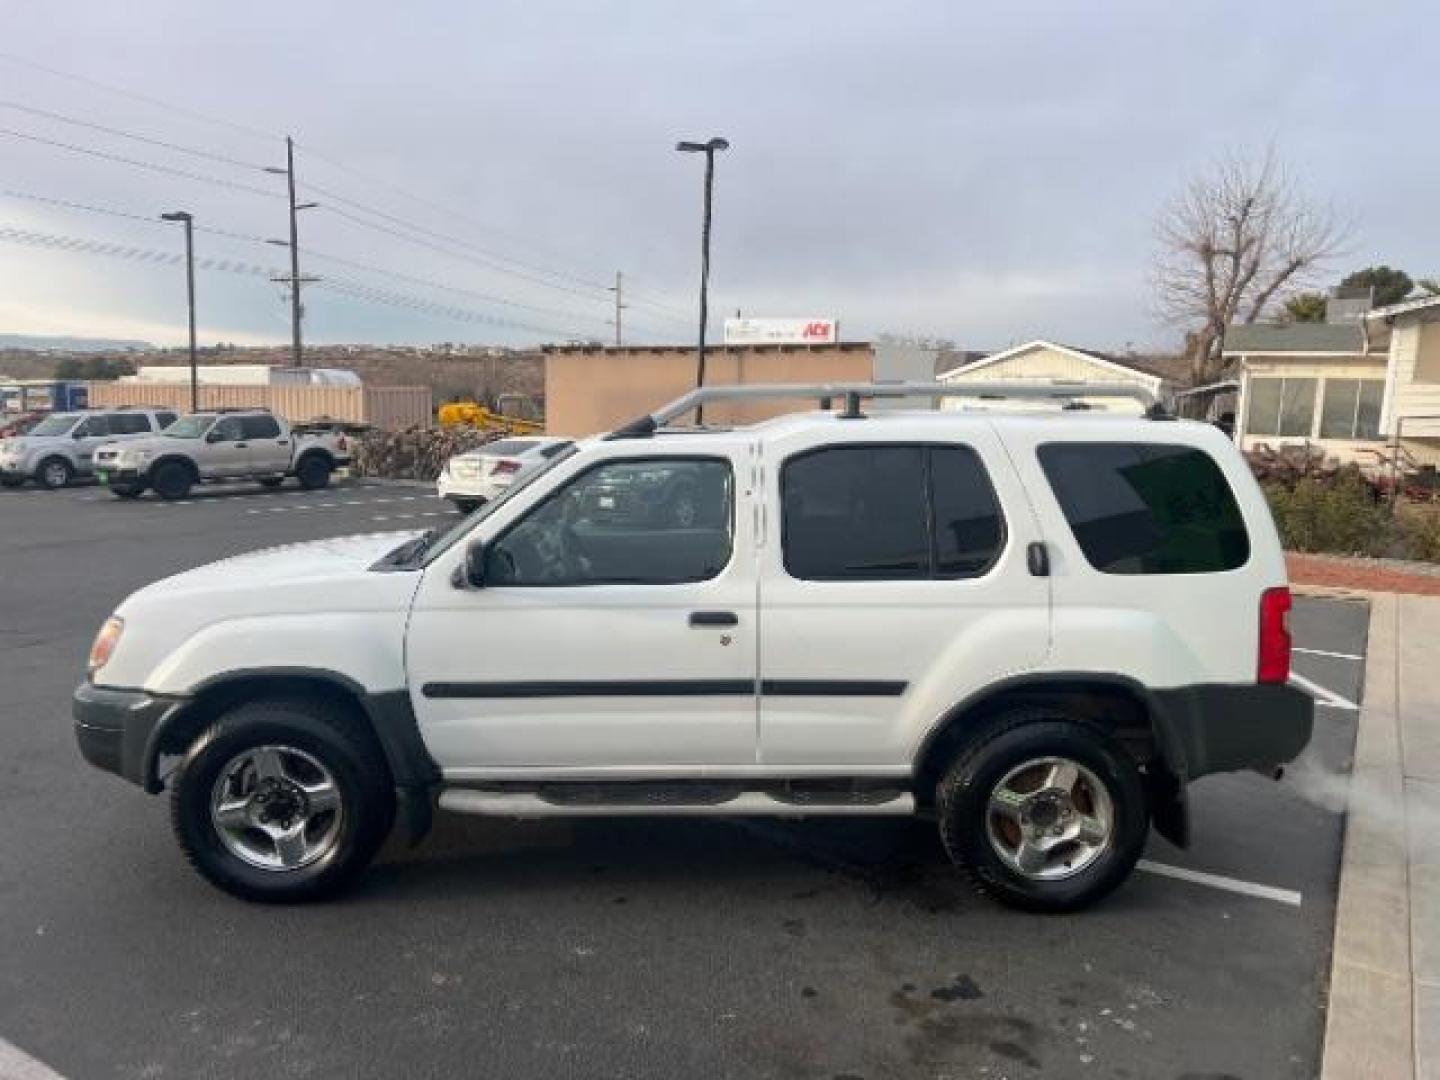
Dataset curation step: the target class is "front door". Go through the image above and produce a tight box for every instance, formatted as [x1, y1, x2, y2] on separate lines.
[240, 414, 292, 474]
[407, 450, 757, 778]
[757, 431, 1050, 771]
[204, 416, 252, 478]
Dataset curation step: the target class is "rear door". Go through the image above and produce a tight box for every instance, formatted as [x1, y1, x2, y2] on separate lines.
[757, 426, 1050, 771]
[240, 415, 291, 474]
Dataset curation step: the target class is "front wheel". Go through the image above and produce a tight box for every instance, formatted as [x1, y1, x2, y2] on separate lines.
[36, 457, 74, 490]
[170, 699, 395, 902]
[151, 461, 193, 501]
[936, 711, 1149, 913]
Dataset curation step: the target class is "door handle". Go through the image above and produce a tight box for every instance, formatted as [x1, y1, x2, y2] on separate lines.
[689, 611, 738, 627]
[1026, 542, 1050, 577]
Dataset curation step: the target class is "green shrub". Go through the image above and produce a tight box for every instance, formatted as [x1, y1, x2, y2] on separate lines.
[1263, 467, 1394, 556]
[1397, 511, 1440, 562]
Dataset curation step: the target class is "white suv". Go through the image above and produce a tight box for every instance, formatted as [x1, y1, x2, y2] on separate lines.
[73, 382, 1313, 912]
[0, 407, 177, 489]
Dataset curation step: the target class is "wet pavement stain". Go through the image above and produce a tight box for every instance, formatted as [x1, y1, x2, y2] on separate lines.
[930, 974, 984, 1002]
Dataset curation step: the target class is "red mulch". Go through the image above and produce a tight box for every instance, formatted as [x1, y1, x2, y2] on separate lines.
[1287, 553, 1440, 597]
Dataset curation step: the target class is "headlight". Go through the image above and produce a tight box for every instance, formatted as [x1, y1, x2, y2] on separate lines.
[88, 616, 124, 675]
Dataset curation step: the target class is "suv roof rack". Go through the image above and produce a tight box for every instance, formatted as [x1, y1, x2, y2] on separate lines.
[606, 381, 1166, 439]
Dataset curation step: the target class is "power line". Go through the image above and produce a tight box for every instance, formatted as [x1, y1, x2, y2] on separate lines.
[0, 51, 279, 144]
[0, 101, 268, 170]
[0, 189, 270, 243]
[0, 223, 589, 340]
[0, 126, 283, 199]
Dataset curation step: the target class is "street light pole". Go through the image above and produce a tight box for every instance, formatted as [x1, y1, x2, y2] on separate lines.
[676, 137, 729, 423]
[160, 211, 198, 412]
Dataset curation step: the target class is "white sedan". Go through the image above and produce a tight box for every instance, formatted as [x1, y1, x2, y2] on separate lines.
[437, 436, 573, 512]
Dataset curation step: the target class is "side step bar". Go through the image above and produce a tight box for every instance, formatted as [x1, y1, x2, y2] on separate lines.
[438, 789, 916, 818]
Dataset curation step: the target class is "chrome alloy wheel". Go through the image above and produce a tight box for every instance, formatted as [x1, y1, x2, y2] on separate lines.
[209, 745, 344, 871]
[984, 756, 1114, 881]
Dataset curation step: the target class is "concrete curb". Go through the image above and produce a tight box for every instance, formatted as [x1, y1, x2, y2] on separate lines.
[1319, 593, 1421, 1079]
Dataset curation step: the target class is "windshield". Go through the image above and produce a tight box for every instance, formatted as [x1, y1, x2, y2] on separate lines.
[399, 442, 580, 569]
[27, 413, 79, 437]
[164, 414, 216, 439]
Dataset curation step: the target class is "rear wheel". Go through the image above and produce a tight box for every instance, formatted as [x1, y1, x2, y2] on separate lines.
[936, 710, 1149, 913]
[296, 455, 332, 491]
[451, 498, 481, 514]
[170, 698, 395, 902]
[36, 457, 73, 490]
[151, 461, 193, 500]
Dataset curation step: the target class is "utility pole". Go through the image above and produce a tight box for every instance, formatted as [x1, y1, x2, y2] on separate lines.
[608, 271, 626, 347]
[265, 136, 319, 368]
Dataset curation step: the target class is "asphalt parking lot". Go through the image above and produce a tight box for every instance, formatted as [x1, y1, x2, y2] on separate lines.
[0, 479, 1368, 1080]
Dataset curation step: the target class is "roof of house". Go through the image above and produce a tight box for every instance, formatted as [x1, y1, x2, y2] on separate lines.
[1364, 293, 1440, 322]
[1221, 322, 1370, 356]
[937, 339, 1176, 386]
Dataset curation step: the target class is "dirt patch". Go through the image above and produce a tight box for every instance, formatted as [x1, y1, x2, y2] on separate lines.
[1287, 552, 1440, 596]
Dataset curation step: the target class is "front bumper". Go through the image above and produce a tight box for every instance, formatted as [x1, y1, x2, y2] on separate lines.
[0, 462, 30, 480]
[1153, 682, 1314, 781]
[73, 682, 189, 792]
[94, 463, 144, 482]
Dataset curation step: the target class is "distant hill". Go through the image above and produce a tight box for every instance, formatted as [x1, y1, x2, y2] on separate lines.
[0, 334, 154, 353]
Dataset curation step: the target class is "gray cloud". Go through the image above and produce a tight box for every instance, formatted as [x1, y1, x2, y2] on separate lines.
[1, 0, 1433, 350]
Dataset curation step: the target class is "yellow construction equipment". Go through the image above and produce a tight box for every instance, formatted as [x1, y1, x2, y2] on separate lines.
[437, 396, 544, 435]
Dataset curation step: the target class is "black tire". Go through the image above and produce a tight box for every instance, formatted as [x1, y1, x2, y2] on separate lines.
[451, 498, 481, 514]
[169, 698, 395, 903]
[151, 461, 193, 501]
[296, 454, 332, 491]
[109, 483, 145, 500]
[936, 710, 1149, 913]
[35, 456, 74, 490]
[259, 477, 285, 489]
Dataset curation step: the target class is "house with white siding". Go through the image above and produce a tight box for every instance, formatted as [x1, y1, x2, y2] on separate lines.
[1224, 291, 1440, 466]
[935, 341, 1174, 414]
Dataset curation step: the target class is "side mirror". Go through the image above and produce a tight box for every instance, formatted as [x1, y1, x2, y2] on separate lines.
[72, 429, 86, 440]
[456, 542, 487, 589]
[205, 430, 223, 444]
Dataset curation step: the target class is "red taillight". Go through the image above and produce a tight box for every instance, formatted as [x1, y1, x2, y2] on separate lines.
[1258, 587, 1292, 684]
[491, 459, 521, 475]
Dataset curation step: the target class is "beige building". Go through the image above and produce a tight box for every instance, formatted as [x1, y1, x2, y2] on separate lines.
[543, 341, 939, 436]
[936, 340, 1173, 413]
[1224, 292, 1440, 466]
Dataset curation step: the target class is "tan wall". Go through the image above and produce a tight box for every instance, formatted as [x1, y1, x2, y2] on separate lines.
[545, 346, 875, 436]
[85, 383, 432, 430]
[1390, 321, 1440, 431]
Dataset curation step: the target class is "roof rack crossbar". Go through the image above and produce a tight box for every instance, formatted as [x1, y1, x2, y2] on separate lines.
[606, 380, 1162, 439]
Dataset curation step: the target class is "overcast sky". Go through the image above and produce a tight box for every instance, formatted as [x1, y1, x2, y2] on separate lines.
[0, 0, 1433, 351]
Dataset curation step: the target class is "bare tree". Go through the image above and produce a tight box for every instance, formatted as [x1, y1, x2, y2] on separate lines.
[1154, 150, 1348, 385]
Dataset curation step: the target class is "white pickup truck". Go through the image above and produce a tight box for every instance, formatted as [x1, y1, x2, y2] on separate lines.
[93, 409, 353, 499]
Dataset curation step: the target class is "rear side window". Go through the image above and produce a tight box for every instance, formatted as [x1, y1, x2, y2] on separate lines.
[240, 415, 282, 439]
[108, 413, 151, 435]
[782, 444, 1004, 580]
[1037, 442, 1249, 574]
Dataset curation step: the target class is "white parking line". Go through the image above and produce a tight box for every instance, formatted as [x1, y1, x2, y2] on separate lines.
[1137, 860, 1303, 907]
[0, 1036, 66, 1079]
[1289, 671, 1359, 711]
[1293, 646, 1364, 662]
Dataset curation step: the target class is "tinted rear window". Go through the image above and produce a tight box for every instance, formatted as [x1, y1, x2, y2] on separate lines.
[240, 415, 282, 439]
[1037, 442, 1249, 574]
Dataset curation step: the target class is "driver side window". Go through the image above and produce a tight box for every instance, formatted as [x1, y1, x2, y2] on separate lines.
[213, 417, 245, 441]
[486, 457, 733, 587]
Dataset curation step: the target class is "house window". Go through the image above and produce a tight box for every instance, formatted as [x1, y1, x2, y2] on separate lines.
[1318, 380, 1385, 440]
[1246, 377, 1317, 437]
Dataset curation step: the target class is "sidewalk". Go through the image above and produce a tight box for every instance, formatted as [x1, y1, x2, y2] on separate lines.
[1322, 592, 1440, 1079]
